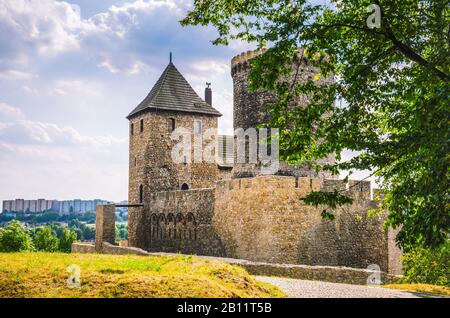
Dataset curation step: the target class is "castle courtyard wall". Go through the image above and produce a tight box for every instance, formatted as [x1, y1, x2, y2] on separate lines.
[214, 176, 400, 273]
[128, 188, 226, 256]
[128, 176, 401, 274]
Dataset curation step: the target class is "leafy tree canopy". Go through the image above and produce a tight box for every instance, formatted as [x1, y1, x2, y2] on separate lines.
[0, 220, 34, 252]
[182, 0, 449, 250]
[58, 227, 78, 253]
[32, 227, 59, 252]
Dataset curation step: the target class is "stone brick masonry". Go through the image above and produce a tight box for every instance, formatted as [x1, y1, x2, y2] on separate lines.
[127, 176, 401, 274]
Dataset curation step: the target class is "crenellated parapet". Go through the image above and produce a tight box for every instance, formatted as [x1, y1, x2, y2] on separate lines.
[231, 48, 268, 75]
[217, 176, 374, 202]
[230, 48, 314, 76]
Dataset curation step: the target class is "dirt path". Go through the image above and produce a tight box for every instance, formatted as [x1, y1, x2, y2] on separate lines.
[255, 276, 422, 298]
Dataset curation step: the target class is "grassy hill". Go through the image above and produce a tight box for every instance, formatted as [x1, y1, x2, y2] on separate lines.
[0, 252, 285, 298]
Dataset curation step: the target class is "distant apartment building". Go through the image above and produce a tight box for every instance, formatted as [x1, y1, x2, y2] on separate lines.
[2, 200, 14, 212]
[15, 199, 24, 212]
[29, 200, 37, 213]
[2, 198, 108, 214]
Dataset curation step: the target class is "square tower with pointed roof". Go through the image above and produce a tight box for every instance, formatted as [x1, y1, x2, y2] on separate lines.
[127, 60, 222, 207]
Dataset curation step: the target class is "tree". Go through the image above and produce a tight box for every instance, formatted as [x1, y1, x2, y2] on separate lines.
[182, 0, 449, 250]
[115, 224, 128, 242]
[32, 226, 59, 252]
[58, 227, 77, 253]
[0, 220, 34, 252]
[82, 226, 95, 241]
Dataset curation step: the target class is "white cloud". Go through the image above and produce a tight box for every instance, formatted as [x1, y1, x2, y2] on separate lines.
[0, 0, 82, 58]
[189, 60, 229, 75]
[0, 0, 188, 75]
[0, 103, 128, 200]
[0, 102, 25, 120]
[0, 69, 36, 80]
[23, 85, 40, 95]
[0, 102, 125, 148]
[51, 79, 103, 97]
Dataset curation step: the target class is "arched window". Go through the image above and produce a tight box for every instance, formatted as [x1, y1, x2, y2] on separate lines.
[181, 183, 189, 190]
[139, 184, 143, 203]
[168, 118, 175, 133]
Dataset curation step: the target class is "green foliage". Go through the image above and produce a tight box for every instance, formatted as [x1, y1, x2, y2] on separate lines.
[32, 212, 60, 223]
[303, 190, 354, 220]
[77, 211, 96, 224]
[115, 223, 128, 242]
[0, 210, 104, 225]
[32, 227, 59, 252]
[0, 221, 78, 253]
[68, 219, 95, 241]
[182, 0, 450, 249]
[0, 220, 34, 252]
[401, 240, 450, 286]
[58, 227, 77, 253]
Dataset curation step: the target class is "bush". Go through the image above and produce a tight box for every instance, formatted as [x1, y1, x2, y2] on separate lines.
[58, 227, 77, 253]
[0, 220, 34, 252]
[32, 227, 59, 252]
[402, 240, 450, 286]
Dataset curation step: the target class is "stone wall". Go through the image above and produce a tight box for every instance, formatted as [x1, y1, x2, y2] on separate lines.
[128, 188, 226, 257]
[71, 242, 95, 254]
[213, 176, 401, 274]
[95, 204, 116, 252]
[128, 175, 401, 274]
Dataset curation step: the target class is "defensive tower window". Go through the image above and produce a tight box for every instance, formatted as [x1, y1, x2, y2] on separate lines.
[130, 123, 134, 136]
[139, 184, 143, 203]
[168, 118, 175, 133]
[140, 119, 144, 133]
[181, 183, 189, 190]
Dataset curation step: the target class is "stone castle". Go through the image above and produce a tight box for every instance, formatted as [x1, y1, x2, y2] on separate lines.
[126, 50, 402, 275]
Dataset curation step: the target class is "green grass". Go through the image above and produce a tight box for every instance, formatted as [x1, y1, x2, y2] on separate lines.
[383, 283, 450, 296]
[0, 252, 285, 298]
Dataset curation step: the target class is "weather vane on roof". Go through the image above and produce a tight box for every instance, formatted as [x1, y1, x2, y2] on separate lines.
[206, 82, 211, 88]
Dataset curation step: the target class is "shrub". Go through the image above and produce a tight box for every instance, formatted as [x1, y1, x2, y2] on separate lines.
[402, 240, 450, 286]
[58, 227, 77, 253]
[32, 227, 59, 252]
[0, 220, 34, 252]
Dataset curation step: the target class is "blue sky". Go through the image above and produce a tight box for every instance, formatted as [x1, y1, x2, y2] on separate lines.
[0, 0, 254, 201]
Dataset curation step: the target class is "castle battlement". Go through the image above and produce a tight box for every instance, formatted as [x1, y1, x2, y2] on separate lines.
[230, 48, 267, 72]
[217, 176, 374, 202]
[231, 48, 316, 75]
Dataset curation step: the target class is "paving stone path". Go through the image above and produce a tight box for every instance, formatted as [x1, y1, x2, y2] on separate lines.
[255, 276, 423, 298]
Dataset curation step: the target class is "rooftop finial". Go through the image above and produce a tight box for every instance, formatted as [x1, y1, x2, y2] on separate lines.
[170, 52, 172, 64]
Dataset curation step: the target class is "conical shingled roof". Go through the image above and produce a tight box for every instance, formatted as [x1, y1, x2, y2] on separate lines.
[127, 62, 222, 119]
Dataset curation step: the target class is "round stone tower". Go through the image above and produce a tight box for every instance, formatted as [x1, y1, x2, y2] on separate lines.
[230, 49, 335, 179]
